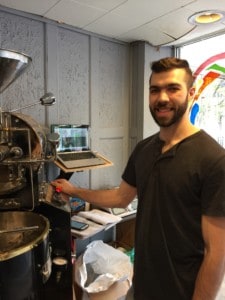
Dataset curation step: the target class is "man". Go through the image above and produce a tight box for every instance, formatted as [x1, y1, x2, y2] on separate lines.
[52, 57, 225, 299]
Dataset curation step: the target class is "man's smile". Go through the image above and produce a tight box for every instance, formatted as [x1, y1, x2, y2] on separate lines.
[155, 105, 174, 115]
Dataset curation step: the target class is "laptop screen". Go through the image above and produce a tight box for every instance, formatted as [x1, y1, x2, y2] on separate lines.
[51, 124, 89, 152]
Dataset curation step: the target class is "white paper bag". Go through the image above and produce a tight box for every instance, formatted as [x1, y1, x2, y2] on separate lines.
[75, 240, 132, 294]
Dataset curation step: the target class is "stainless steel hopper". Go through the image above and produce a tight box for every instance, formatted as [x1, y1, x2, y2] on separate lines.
[0, 49, 31, 93]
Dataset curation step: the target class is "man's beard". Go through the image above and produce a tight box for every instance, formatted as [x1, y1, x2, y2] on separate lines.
[149, 97, 189, 127]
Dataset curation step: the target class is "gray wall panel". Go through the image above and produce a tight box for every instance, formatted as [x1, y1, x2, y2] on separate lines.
[57, 28, 90, 124]
[90, 38, 130, 189]
[0, 11, 45, 124]
[99, 40, 128, 128]
[98, 137, 125, 188]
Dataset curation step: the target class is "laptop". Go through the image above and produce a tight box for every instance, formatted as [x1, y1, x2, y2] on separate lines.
[51, 124, 106, 169]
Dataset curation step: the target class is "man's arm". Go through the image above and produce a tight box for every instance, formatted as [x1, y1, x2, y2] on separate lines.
[192, 215, 225, 300]
[51, 178, 137, 208]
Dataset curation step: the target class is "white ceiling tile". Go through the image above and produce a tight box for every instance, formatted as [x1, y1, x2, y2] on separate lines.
[113, 0, 193, 23]
[148, 8, 194, 40]
[171, 22, 225, 46]
[0, 0, 225, 46]
[185, 0, 225, 13]
[84, 12, 144, 37]
[0, 0, 58, 15]
[73, 0, 127, 11]
[119, 25, 174, 46]
[44, 0, 107, 27]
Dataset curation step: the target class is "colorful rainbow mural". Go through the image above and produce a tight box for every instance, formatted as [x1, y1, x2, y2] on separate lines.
[190, 53, 225, 128]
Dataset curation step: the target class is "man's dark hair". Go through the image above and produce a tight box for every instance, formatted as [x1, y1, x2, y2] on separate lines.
[150, 57, 194, 88]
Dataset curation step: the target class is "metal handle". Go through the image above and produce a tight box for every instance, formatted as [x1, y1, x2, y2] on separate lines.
[0, 225, 39, 234]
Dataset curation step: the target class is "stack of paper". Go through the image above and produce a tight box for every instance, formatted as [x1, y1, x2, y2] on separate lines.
[71, 209, 122, 239]
[78, 209, 122, 227]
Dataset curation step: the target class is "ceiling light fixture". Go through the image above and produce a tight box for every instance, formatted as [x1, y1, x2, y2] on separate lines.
[188, 10, 225, 25]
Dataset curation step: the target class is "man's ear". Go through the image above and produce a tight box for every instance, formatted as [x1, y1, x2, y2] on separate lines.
[188, 87, 196, 111]
[188, 87, 196, 104]
[189, 87, 195, 97]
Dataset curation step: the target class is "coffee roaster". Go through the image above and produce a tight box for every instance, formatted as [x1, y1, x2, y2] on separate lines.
[0, 49, 73, 300]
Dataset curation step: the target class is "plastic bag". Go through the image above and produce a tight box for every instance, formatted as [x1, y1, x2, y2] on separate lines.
[75, 240, 132, 293]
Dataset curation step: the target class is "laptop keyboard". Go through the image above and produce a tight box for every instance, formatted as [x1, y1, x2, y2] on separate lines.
[58, 151, 96, 161]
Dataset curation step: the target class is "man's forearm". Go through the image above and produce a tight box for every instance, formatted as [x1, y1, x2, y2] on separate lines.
[51, 178, 137, 208]
[192, 254, 225, 300]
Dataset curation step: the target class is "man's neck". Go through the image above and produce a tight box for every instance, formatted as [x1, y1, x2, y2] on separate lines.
[159, 122, 200, 153]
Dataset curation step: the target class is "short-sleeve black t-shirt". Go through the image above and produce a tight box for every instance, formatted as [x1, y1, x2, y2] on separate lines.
[122, 130, 225, 300]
